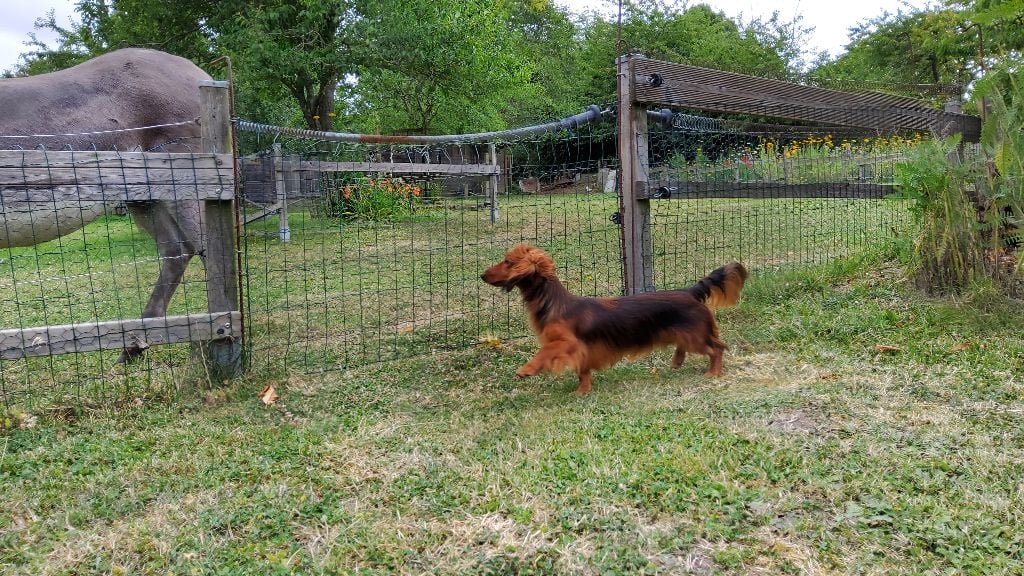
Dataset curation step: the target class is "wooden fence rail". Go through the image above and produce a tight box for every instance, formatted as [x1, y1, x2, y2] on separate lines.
[0, 150, 234, 202]
[0, 312, 241, 360]
[0, 80, 242, 378]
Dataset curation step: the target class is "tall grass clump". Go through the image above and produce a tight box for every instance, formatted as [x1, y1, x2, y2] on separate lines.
[894, 135, 983, 292]
[895, 71, 1023, 296]
[976, 70, 1024, 294]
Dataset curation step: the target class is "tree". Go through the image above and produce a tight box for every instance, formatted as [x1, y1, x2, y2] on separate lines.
[575, 1, 808, 104]
[218, 0, 363, 131]
[503, 0, 589, 123]
[14, 0, 360, 131]
[12, 0, 215, 76]
[812, 1, 1024, 99]
[349, 0, 534, 135]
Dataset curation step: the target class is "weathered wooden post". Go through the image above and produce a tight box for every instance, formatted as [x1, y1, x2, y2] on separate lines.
[616, 54, 655, 294]
[488, 142, 500, 223]
[286, 153, 300, 241]
[271, 143, 292, 242]
[199, 79, 243, 379]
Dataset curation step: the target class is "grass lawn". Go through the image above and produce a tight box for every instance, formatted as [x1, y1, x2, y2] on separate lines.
[0, 191, 910, 411]
[2, 241, 1023, 574]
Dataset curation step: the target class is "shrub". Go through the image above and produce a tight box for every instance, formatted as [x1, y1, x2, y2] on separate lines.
[895, 136, 984, 292]
[321, 177, 423, 222]
[895, 71, 1023, 296]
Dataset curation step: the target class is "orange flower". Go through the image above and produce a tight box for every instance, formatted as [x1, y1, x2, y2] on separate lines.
[343, 186, 352, 199]
[412, 187, 421, 197]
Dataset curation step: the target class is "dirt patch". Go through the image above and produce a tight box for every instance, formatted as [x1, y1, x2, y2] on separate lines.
[649, 540, 716, 575]
[768, 408, 821, 434]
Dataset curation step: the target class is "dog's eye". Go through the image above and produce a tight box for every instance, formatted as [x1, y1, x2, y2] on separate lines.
[503, 260, 511, 266]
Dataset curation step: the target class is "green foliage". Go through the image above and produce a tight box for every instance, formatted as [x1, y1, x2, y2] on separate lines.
[894, 67, 1024, 295]
[895, 136, 985, 292]
[351, 0, 534, 135]
[812, 1, 1024, 103]
[576, 2, 807, 103]
[12, 0, 812, 133]
[320, 177, 423, 222]
[975, 64, 1024, 290]
[670, 133, 925, 186]
[219, 0, 363, 131]
[10, 0, 215, 75]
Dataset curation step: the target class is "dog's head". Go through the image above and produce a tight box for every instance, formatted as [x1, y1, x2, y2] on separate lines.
[481, 244, 557, 292]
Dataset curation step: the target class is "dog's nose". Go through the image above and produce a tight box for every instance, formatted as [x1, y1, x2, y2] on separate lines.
[480, 274, 486, 280]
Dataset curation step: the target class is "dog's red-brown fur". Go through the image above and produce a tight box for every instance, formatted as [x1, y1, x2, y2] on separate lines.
[481, 244, 747, 395]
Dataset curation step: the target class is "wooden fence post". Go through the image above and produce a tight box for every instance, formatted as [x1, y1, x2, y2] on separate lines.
[199, 79, 243, 380]
[272, 143, 291, 242]
[488, 142, 500, 223]
[286, 154, 300, 240]
[616, 54, 655, 294]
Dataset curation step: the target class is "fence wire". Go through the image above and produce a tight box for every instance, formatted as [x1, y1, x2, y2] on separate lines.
[0, 138, 229, 413]
[637, 107, 917, 289]
[2, 98, 932, 411]
[236, 115, 620, 374]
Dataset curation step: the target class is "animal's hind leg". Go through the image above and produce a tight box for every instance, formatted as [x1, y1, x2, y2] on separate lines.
[671, 347, 686, 369]
[704, 342, 725, 376]
[119, 201, 203, 363]
[574, 370, 593, 396]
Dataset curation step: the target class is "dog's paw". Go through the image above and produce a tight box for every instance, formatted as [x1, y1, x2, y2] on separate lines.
[515, 366, 536, 379]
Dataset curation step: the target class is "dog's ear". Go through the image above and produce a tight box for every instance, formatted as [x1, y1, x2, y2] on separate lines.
[507, 245, 556, 282]
[526, 247, 557, 280]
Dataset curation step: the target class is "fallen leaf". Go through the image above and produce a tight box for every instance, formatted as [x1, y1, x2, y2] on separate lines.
[398, 324, 415, 335]
[874, 344, 901, 353]
[259, 385, 279, 406]
[948, 342, 971, 352]
[478, 333, 503, 349]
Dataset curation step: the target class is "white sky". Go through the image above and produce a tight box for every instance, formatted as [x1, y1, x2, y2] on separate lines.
[558, 0, 934, 58]
[1, 0, 933, 74]
[0, 0, 78, 73]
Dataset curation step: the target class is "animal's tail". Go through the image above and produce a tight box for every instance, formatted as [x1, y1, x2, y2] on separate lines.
[684, 262, 748, 309]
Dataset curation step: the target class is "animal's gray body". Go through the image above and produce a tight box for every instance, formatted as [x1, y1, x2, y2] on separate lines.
[0, 48, 213, 362]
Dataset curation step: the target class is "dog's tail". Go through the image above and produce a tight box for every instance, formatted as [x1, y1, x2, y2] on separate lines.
[684, 262, 748, 309]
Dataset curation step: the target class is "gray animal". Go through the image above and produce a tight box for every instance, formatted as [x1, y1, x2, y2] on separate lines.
[0, 48, 212, 363]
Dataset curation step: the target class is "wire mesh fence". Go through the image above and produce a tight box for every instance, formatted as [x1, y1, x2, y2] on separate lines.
[236, 116, 621, 375]
[2, 69, 964, 412]
[640, 110, 917, 289]
[0, 139, 234, 413]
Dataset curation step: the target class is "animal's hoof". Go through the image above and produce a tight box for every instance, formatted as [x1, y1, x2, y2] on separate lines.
[573, 387, 591, 396]
[703, 370, 721, 377]
[116, 347, 146, 364]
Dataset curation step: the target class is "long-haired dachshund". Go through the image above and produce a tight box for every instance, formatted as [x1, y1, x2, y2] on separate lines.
[481, 244, 747, 395]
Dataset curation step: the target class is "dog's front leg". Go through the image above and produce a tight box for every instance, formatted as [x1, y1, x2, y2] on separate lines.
[515, 349, 550, 378]
[574, 371, 593, 396]
[515, 341, 576, 379]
